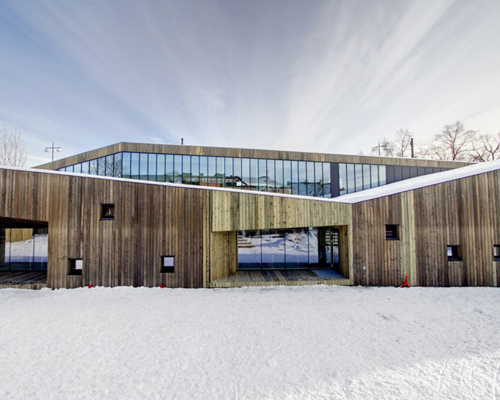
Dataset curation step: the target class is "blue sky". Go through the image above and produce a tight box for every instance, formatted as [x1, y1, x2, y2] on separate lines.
[1, 0, 499, 166]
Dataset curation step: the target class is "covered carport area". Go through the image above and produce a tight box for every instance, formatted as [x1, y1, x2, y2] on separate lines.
[0, 216, 48, 287]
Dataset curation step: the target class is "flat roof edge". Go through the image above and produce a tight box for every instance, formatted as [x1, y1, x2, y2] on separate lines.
[35, 142, 471, 170]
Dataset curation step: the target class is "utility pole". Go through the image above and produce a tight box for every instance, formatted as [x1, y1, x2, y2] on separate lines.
[372, 141, 388, 156]
[44, 142, 62, 162]
[410, 138, 414, 158]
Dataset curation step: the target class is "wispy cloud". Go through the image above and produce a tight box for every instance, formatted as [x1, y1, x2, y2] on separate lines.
[0, 0, 499, 165]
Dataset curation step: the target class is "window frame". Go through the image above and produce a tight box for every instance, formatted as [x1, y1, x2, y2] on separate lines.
[447, 245, 462, 261]
[160, 256, 175, 273]
[493, 245, 500, 261]
[100, 203, 115, 221]
[385, 224, 400, 241]
[69, 258, 83, 275]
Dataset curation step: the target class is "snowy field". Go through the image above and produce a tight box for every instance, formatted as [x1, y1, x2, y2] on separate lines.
[1, 286, 499, 400]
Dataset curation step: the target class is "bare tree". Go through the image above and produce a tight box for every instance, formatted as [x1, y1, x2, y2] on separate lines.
[433, 121, 476, 161]
[371, 138, 394, 157]
[470, 133, 500, 162]
[413, 139, 432, 159]
[392, 129, 413, 157]
[0, 127, 27, 167]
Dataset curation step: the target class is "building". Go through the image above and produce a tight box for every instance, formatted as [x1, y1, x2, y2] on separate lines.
[1, 143, 498, 289]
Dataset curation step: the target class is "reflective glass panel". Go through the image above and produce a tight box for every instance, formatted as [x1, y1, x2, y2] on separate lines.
[298, 161, 307, 195]
[258, 159, 267, 191]
[199, 156, 208, 185]
[182, 155, 191, 183]
[98, 157, 106, 176]
[249, 159, 258, 190]
[315, 162, 323, 197]
[105, 155, 114, 177]
[121, 153, 130, 178]
[90, 158, 99, 176]
[166, 155, 174, 182]
[323, 163, 331, 197]
[157, 154, 166, 182]
[173, 155, 182, 183]
[370, 165, 379, 188]
[355, 164, 363, 192]
[139, 153, 148, 180]
[291, 161, 299, 195]
[275, 160, 283, 193]
[225, 158, 234, 187]
[148, 154, 157, 180]
[306, 162, 314, 183]
[261, 230, 285, 269]
[283, 160, 292, 194]
[191, 156, 200, 184]
[306, 162, 315, 196]
[241, 158, 250, 188]
[285, 229, 309, 269]
[216, 157, 224, 186]
[237, 230, 261, 270]
[308, 229, 319, 264]
[346, 164, 355, 193]
[363, 165, 371, 190]
[114, 153, 122, 178]
[233, 157, 242, 184]
[267, 159, 275, 192]
[82, 161, 90, 175]
[379, 166, 387, 185]
[339, 163, 346, 195]
[208, 157, 216, 184]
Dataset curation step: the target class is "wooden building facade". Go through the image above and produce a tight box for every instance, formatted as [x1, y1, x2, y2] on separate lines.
[1, 145, 499, 289]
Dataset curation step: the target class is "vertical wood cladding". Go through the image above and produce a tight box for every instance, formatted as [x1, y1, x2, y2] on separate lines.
[352, 170, 500, 286]
[2, 167, 499, 288]
[0, 169, 207, 288]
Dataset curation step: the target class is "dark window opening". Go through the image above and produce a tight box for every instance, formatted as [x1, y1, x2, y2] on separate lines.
[447, 245, 462, 261]
[100, 203, 115, 220]
[494, 245, 500, 261]
[160, 256, 175, 273]
[385, 225, 400, 240]
[69, 258, 83, 275]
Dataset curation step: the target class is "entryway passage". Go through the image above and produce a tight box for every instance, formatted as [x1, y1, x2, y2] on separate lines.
[210, 269, 350, 288]
[0, 217, 48, 285]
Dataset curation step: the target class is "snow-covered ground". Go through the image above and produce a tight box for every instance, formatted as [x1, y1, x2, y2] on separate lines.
[0, 286, 499, 400]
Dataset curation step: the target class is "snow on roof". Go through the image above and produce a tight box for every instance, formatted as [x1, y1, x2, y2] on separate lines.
[332, 158, 500, 204]
[0, 165, 337, 203]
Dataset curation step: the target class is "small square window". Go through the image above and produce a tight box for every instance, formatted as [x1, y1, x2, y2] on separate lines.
[494, 245, 500, 261]
[447, 245, 462, 261]
[69, 258, 83, 275]
[101, 203, 115, 220]
[160, 256, 175, 273]
[385, 225, 399, 240]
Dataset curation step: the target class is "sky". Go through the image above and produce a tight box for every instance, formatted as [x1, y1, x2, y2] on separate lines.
[0, 0, 499, 167]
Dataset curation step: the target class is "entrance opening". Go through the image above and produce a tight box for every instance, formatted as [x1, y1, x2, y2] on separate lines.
[0, 217, 48, 285]
[237, 227, 341, 273]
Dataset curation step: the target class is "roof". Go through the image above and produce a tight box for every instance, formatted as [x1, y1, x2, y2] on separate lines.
[35, 142, 470, 170]
[331, 159, 500, 204]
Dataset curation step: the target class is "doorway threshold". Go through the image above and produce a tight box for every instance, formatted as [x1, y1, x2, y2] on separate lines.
[210, 269, 351, 288]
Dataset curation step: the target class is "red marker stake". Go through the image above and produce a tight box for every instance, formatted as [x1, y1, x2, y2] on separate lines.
[400, 275, 410, 288]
